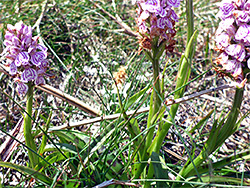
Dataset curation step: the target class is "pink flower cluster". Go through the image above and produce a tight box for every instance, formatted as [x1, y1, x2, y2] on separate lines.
[215, 0, 250, 82]
[2, 21, 48, 95]
[134, 0, 180, 40]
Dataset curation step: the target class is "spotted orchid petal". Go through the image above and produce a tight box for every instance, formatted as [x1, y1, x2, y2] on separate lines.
[167, 0, 181, 8]
[157, 17, 166, 29]
[40, 60, 49, 68]
[35, 76, 45, 85]
[235, 0, 247, 8]
[3, 40, 12, 47]
[31, 51, 47, 66]
[9, 62, 17, 75]
[165, 18, 173, 29]
[15, 21, 24, 34]
[5, 31, 15, 41]
[17, 82, 29, 95]
[9, 46, 20, 56]
[22, 36, 32, 46]
[12, 36, 20, 46]
[15, 52, 30, 66]
[234, 10, 250, 23]
[220, 3, 234, 18]
[141, 0, 161, 13]
[7, 24, 15, 33]
[218, 52, 229, 65]
[225, 44, 245, 62]
[23, 25, 32, 36]
[235, 24, 250, 41]
[139, 11, 150, 20]
[158, 7, 167, 17]
[216, 32, 230, 49]
[139, 22, 147, 33]
[245, 2, 250, 11]
[21, 68, 38, 83]
[231, 62, 243, 77]
[224, 59, 237, 72]
[160, 0, 167, 6]
[171, 9, 179, 22]
[37, 44, 48, 52]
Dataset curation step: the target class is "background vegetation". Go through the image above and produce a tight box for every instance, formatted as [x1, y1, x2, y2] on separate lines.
[0, 0, 250, 187]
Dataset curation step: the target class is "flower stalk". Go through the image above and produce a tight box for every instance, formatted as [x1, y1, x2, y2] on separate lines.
[133, 0, 182, 181]
[145, 44, 162, 152]
[146, 0, 194, 156]
[23, 82, 38, 168]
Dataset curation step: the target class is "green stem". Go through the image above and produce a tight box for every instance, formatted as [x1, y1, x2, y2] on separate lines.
[186, 0, 194, 43]
[148, 0, 194, 155]
[152, 59, 161, 115]
[23, 83, 38, 168]
[143, 38, 162, 187]
[145, 57, 161, 150]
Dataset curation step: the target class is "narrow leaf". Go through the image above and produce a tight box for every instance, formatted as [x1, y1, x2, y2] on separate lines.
[0, 162, 53, 185]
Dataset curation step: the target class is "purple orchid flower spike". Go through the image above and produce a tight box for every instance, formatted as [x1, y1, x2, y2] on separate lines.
[215, 0, 250, 83]
[135, 0, 181, 51]
[1, 21, 49, 95]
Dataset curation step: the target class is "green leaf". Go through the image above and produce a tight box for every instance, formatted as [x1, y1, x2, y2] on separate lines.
[151, 152, 168, 187]
[53, 130, 87, 150]
[232, 111, 250, 133]
[205, 118, 221, 155]
[38, 151, 70, 170]
[197, 149, 250, 176]
[148, 30, 199, 156]
[38, 111, 52, 156]
[0, 162, 53, 185]
[215, 88, 244, 150]
[150, 105, 166, 126]
[127, 118, 144, 157]
[124, 84, 151, 111]
[147, 89, 154, 128]
[45, 143, 77, 154]
[191, 175, 250, 186]
[189, 109, 213, 134]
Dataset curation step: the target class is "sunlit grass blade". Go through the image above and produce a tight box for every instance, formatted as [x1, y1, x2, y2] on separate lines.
[0, 162, 53, 186]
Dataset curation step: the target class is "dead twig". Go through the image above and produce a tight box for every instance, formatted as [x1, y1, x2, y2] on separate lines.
[0, 118, 24, 162]
[36, 84, 100, 116]
[39, 83, 237, 135]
